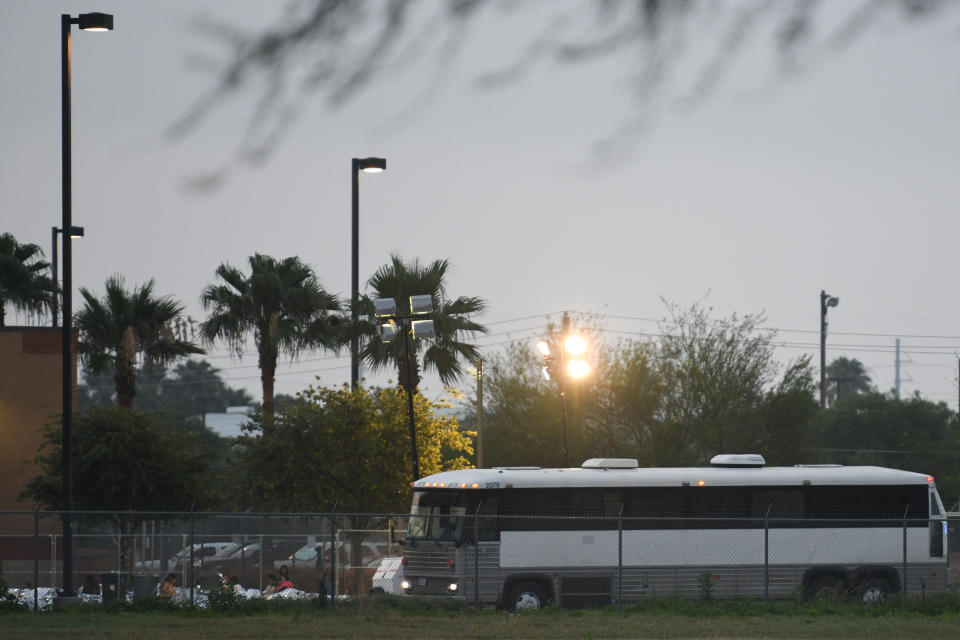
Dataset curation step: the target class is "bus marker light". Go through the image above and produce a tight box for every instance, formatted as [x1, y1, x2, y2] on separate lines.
[401, 580, 411, 591]
[697, 480, 705, 486]
[448, 559, 455, 568]
[927, 476, 934, 482]
[460, 483, 467, 488]
[448, 582, 458, 592]
[471, 483, 479, 489]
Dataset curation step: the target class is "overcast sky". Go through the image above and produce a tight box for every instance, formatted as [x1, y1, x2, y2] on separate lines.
[3, 1, 959, 410]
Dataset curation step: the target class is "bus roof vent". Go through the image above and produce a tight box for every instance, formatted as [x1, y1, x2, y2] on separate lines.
[710, 454, 766, 468]
[582, 458, 639, 469]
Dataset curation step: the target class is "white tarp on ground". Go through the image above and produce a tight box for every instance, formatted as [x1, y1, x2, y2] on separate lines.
[8, 585, 314, 611]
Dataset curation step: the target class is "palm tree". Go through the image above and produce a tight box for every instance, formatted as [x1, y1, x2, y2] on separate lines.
[826, 356, 874, 405]
[0, 232, 56, 327]
[359, 255, 487, 398]
[76, 275, 204, 408]
[200, 253, 343, 416]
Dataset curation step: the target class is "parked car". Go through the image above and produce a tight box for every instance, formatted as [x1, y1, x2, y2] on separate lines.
[138, 541, 237, 572]
[274, 542, 387, 569]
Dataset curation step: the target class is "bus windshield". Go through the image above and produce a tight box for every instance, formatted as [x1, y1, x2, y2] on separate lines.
[407, 491, 468, 540]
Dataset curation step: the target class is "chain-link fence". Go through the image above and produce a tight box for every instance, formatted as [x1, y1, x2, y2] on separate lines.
[0, 510, 405, 605]
[2, 510, 957, 608]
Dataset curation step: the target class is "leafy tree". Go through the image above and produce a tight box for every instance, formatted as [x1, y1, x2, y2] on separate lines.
[0, 231, 55, 326]
[236, 383, 474, 593]
[200, 253, 342, 416]
[22, 406, 219, 583]
[811, 392, 960, 506]
[79, 359, 253, 415]
[656, 302, 778, 462]
[359, 255, 487, 398]
[826, 356, 874, 406]
[475, 304, 818, 469]
[475, 342, 570, 468]
[238, 384, 473, 512]
[76, 276, 204, 408]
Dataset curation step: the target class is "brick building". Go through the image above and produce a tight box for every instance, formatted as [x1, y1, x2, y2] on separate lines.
[0, 327, 76, 511]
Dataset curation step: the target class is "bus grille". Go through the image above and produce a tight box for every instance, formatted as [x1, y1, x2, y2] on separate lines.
[403, 547, 456, 574]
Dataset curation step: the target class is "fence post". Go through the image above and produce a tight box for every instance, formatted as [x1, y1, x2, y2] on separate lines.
[33, 503, 40, 612]
[902, 516, 908, 608]
[330, 503, 338, 608]
[50, 533, 56, 591]
[473, 507, 480, 609]
[617, 504, 624, 612]
[764, 509, 770, 600]
[189, 510, 195, 605]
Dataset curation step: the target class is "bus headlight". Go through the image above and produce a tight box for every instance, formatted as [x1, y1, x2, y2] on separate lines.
[400, 580, 411, 591]
[447, 582, 458, 592]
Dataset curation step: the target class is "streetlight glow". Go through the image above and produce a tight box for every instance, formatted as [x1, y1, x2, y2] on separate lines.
[567, 359, 590, 379]
[564, 334, 587, 356]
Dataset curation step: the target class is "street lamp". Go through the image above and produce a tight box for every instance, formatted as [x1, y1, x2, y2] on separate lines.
[537, 312, 590, 467]
[373, 295, 434, 481]
[61, 11, 113, 598]
[49, 226, 84, 328]
[820, 290, 839, 409]
[351, 157, 386, 390]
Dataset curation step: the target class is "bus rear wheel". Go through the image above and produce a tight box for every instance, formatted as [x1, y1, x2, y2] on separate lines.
[857, 578, 892, 604]
[506, 581, 548, 611]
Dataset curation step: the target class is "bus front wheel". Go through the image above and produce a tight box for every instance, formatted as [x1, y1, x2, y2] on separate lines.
[506, 581, 548, 611]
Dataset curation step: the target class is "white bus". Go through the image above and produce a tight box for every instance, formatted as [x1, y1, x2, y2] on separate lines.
[399, 455, 948, 609]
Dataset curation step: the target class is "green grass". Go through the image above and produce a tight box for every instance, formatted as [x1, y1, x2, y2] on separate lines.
[3, 594, 960, 639]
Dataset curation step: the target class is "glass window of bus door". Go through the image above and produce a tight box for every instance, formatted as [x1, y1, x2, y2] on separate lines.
[930, 488, 944, 517]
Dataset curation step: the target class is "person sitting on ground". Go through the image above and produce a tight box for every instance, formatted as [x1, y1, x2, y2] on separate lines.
[277, 565, 294, 591]
[80, 574, 100, 595]
[263, 574, 279, 595]
[160, 573, 178, 598]
[276, 574, 294, 592]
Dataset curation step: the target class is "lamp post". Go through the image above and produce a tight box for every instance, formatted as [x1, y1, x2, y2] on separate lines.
[373, 295, 434, 481]
[350, 157, 386, 390]
[537, 313, 590, 467]
[820, 290, 839, 409]
[50, 226, 84, 328]
[61, 11, 113, 597]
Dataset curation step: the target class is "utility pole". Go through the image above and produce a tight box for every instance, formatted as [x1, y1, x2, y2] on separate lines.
[560, 313, 569, 467]
[476, 357, 483, 469]
[895, 338, 901, 399]
[819, 291, 839, 409]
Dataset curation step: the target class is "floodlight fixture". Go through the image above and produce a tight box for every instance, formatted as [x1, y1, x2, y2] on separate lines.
[409, 294, 433, 315]
[412, 319, 435, 339]
[374, 298, 397, 318]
